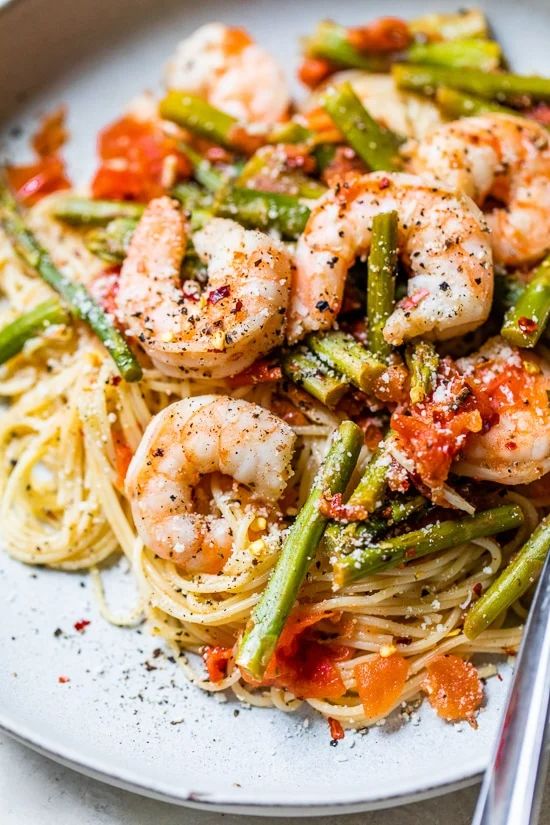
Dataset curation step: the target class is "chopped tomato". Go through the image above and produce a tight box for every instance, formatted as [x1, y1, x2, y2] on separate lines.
[347, 17, 411, 53]
[391, 358, 495, 489]
[228, 358, 282, 388]
[242, 610, 352, 700]
[32, 106, 68, 157]
[203, 645, 233, 682]
[7, 155, 71, 205]
[373, 363, 409, 405]
[298, 57, 335, 88]
[322, 146, 366, 187]
[223, 26, 253, 55]
[423, 655, 483, 722]
[328, 717, 345, 741]
[354, 653, 409, 719]
[91, 116, 191, 202]
[270, 396, 309, 426]
[319, 491, 369, 522]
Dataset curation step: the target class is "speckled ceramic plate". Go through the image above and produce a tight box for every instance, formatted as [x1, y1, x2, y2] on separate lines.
[0, 0, 547, 815]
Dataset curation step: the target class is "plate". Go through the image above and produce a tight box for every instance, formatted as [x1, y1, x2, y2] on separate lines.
[0, 0, 547, 815]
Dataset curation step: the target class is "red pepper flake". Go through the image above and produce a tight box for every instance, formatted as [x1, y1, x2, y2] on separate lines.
[204, 145, 233, 164]
[472, 582, 483, 598]
[319, 491, 370, 522]
[111, 375, 122, 386]
[400, 288, 430, 310]
[183, 282, 200, 302]
[232, 298, 244, 314]
[328, 717, 345, 742]
[378, 176, 390, 190]
[518, 316, 538, 334]
[207, 284, 231, 305]
[58, 675, 70, 684]
[505, 440, 518, 451]
[74, 619, 91, 633]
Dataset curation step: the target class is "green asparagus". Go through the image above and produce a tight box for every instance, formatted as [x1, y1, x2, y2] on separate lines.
[322, 83, 402, 172]
[406, 340, 439, 404]
[216, 187, 310, 239]
[50, 196, 144, 226]
[435, 87, 515, 119]
[409, 9, 489, 42]
[0, 298, 70, 365]
[464, 515, 550, 639]
[334, 504, 525, 587]
[85, 217, 138, 264]
[303, 20, 390, 72]
[501, 254, 550, 348]
[406, 39, 501, 71]
[281, 349, 349, 407]
[367, 211, 399, 361]
[236, 420, 364, 680]
[307, 330, 385, 393]
[0, 177, 142, 382]
[393, 63, 550, 104]
[160, 91, 260, 152]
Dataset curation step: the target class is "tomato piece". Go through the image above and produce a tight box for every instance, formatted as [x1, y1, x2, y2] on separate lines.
[203, 645, 233, 682]
[32, 107, 68, 157]
[7, 155, 71, 205]
[347, 17, 411, 53]
[391, 358, 495, 489]
[354, 653, 409, 719]
[423, 655, 483, 721]
[242, 610, 352, 700]
[298, 57, 335, 88]
[91, 116, 191, 202]
[228, 358, 282, 388]
[113, 436, 133, 490]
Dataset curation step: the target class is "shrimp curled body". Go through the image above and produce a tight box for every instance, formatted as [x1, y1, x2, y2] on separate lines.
[455, 337, 550, 485]
[165, 23, 290, 124]
[116, 199, 291, 379]
[126, 395, 296, 574]
[288, 172, 493, 345]
[409, 114, 550, 267]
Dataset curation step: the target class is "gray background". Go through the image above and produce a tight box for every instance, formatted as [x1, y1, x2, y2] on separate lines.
[2, 732, 550, 825]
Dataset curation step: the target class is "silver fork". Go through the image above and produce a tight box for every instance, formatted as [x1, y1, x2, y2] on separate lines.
[472, 550, 550, 825]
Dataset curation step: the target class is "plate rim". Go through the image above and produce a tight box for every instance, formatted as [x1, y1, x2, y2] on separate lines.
[0, 711, 483, 815]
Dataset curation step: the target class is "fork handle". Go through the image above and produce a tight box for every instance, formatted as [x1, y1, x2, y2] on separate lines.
[472, 551, 550, 825]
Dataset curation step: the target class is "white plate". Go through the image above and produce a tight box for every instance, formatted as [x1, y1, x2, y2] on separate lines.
[0, 0, 548, 815]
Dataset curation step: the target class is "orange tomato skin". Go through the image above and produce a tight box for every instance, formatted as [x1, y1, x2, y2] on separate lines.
[91, 116, 191, 202]
[7, 155, 71, 205]
[354, 654, 409, 719]
[203, 645, 233, 682]
[423, 655, 483, 721]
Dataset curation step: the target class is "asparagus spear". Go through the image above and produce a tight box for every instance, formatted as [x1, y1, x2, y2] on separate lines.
[237, 148, 326, 199]
[334, 504, 524, 587]
[281, 349, 349, 407]
[406, 39, 501, 71]
[303, 20, 390, 72]
[367, 211, 399, 361]
[85, 217, 138, 264]
[178, 143, 227, 192]
[0, 298, 70, 365]
[267, 120, 312, 145]
[216, 187, 311, 239]
[0, 178, 142, 382]
[435, 87, 515, 119]
[324, 493, 427, 557]
[409, 9, 489, 42]
[160, 91, 261, 153]
[406, 340, 439, 404]
[307, 330, 385, 393]
[393, 64, 550, 104]
[50, 196, 144, 226]
[464, 515, 550, 639]
[236, 420, 363, 680]
[501, 255, 550, 348]
[322, 83, 402, 172]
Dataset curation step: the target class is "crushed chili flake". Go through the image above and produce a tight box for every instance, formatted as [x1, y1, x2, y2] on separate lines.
[400, 288, 430, 311]
[328, 717, 345, 742]
[378, 176, 391, 190]
[518, 316, 538, 334]
[207, 284, 231, 305]
[58, 675, 70, 684]
[74, 619, 91, 633]
[319, 491, 370, 522]
[472, 582, 483, 598]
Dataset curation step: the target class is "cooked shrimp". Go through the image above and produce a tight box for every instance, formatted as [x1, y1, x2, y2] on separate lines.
[409, 114, 550, 267]
[454, 337, 550, 485]
[288, 171, 493, 344]
[126, 395, 295, 575]
[164, 23, 290, 124]
[116, 198, 291, 379]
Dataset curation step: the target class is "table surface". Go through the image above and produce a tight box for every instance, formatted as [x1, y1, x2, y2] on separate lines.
[2, 732, 550, 825]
